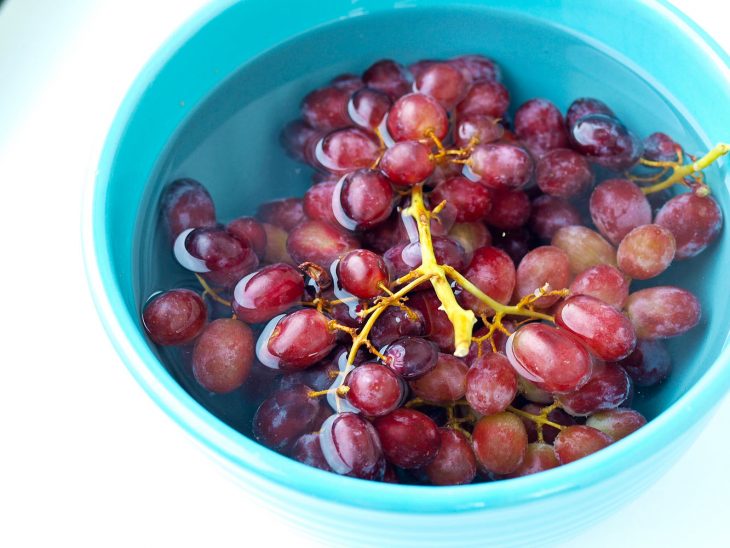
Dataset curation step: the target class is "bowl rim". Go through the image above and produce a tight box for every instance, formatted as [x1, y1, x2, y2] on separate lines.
[82, 0, 730, 514]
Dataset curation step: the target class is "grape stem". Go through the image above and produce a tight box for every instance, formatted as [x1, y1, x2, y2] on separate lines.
[194, 273, 231, 307]
[638, 142, 728, 195]
[507, 402, 564, 443]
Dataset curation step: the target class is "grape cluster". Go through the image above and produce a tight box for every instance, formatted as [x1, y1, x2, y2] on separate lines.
[142, 55, 727, 485]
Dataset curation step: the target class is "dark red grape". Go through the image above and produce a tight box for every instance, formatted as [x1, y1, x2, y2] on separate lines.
[569, 264, 630, 309]
[409, 353, 468, 403]
[514, 98, 569, 157]
[301, 86, 351, 131]
[472, 412, 527, 475]
[454, 114, 504, 148]
[192, 319, 254, 393]
[506, 323, 593, 394]
[162, 179, 216, 239]
[253, 384, 325, 452]
[303, 180, 338, 226]
[455, 81, 510, 118]
[143, 289, 207, 346]
[232, 263, 304, 324]
[260, 309, 336, 370]
[465, 143, 533, 191]
[617, 224, 676, 279]
[315, 127, 381, 174]
[414, 62, 468, 110]
[227, 217, 267, 258]
[643, 132, 680, 161]
[569, 114, 642, 170]
[424, 428, 477, 486]
[383, 337, 439, 380]
[430, 176, 492, 222]
[506, 443, 560, 478]
[485, 188, 532, 230]
[551, 225, 617, 274]
[336, 249, 389, 299]
[586, 409, 647, 441]
[348, 88, 392, 129]
[535, 148, 594, 198]
[465, 353, 518, 415]
[655, 193, 722, 259]
[320, 412, 385, 479]
[616, 339, 671, 387]
[373, 409, 440, 469]
[590, 179, 652, 245]
[290, 433, 332, 471]
[529, 195, 582, 240]
[519, 403, 576, 445]
[554, 425, 612, 464]
[566, 97, 615, 129]
[333, 169, 395, 230]
[625, 286, 701, 339]
[370, 305, 425, 348]
[362, 59, 411, 99]
[387, 93, 449, 141]
[331, 73, 363, 92]
[279, 355, 340, 392]
[558, 362, 631, 416]
[555, 295, 636, 361]
[256, 198, 305, 232]
[457, 246, 516, 316]
[287, 219, 359, 268]
[449, 54, 501, 83]
[345, 362, 405, 417]
[515, 245, 571, 308]
[280, 120, 323, 163]
[380, 140, 434, 185]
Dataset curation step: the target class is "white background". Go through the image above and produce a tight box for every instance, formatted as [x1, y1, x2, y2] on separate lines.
[1, 0, 728, 546]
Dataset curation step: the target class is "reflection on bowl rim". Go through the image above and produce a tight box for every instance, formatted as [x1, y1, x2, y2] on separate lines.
[82, 0, 730, 514]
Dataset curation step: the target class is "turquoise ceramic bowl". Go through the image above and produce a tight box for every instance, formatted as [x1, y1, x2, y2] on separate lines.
[84, 1, 730, 546]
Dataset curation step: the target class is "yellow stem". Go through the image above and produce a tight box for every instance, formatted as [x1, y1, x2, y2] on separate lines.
[506, 405, 565, 431]
[640, 142, 728, 195]
[194, 273, 231, 307]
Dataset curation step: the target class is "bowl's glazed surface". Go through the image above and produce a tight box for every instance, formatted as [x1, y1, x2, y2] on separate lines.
[84, 1, 730, 545]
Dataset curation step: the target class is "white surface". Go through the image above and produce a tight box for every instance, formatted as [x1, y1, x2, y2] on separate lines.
[0, 0, 728, 546]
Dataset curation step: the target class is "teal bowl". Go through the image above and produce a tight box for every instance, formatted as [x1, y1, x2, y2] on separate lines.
[83, 1, 730, 546]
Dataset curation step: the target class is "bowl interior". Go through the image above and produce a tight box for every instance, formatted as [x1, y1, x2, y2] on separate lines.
[93, 0, 730, 512]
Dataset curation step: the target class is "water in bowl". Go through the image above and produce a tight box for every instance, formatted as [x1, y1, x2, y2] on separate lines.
[133, 6, 727, 438]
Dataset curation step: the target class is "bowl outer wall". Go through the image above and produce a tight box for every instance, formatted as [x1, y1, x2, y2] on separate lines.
[83, 0, 730, 521]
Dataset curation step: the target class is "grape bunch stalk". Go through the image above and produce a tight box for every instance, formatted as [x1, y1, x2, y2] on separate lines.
[143, 55, 727, 484]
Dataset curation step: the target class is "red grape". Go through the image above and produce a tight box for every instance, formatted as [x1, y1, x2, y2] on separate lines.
[555, 295, 637, 361]
[260, 309, 336, 370]
[336, 249, 389, 299]
[506, 323, 593, 394]
[458, 246, 516, 316]
[227, 217, 267, 258]
[257, 198, 306, 231]
[616, 339, 671, 387]
[348, 88, 392, 129]
[569, 114, 642, 170]
[455, 81, 510, 118]
[287, 219, 359, 268]
[514, 98, 569, 157]
[387, 93, 449, 141]
[590, 179, 652, 245]
[551, 225, 617, 274]
[569, 264, 630, 309]
[519, 403, 576, 444]
[362, 59, 411, 99]
[529, 195, 582, 240]
[465, 143, 533, 191]
[558, 362, 631, 416]
[643, 132, 680, 161]
[380, 140, 434, 185]
[369, 305, 425, 348]
[345, 362, 405, 417]
[449, 54, 501, 83]
[331, 73, 363, 92]
[333, 169, 395, 230]
[232, 263, 304, 324]
[320, 412, 385, 480]
[430, 176, 492, 222]
[566, 97, 615, 129]
[586, 409, 647, 441]
[290, 433, 332, 471]
[303, 180, 338, 226]
[253, 384, 325, 452]
[192, 319, 254, 393]
[424, 428, 477, 486]
[373, 409, 440, 469]
[506, 443, 560, 478]
[535, 148, 594, 198]
[485, 188, 531, 230]
[554, 425, 613, 464]
[655, 193, 722, 259]
[414, 62, 468, 110]
[383, 336, 439, 380]
[409, 353, 468, 403]
[454, 114, 504, 148]
[280, 120, 323, 163]
[143, 289, 207, 346]
[408, 291, 456, 352]
[515, 245, 571, 308]
[625, 286, 701, 339]
[472, 412, 527, 475]
[465, 353, 518, 415]
[315, 127, 381, 174]
[301, 86, 351, 130]
[162, 179, 216, 238]
[617, 224, 676, 279]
